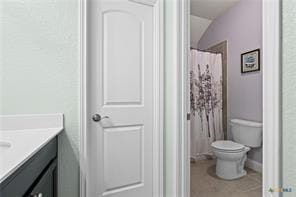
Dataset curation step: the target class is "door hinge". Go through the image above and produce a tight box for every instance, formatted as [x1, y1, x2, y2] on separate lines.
[187, 113, 190, 120]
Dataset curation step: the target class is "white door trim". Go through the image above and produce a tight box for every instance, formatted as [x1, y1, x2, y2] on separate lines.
[176, 0, 282, 197]
[80, 0, 87, 196]
[262, 0, 282, 196]
[178, 0, 190, 197]
[79, 0, 164, 196]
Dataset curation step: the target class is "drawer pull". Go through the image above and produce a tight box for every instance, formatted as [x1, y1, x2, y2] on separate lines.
[29, 192, 43, 197]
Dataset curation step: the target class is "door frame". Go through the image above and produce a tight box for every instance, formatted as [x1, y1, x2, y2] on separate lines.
[177, 0, 282, 197]
[79, 0, 164, 196]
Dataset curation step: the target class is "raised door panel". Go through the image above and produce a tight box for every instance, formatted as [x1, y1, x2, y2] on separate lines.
[103, 11, 144, 106]
[103, 126, 144, 195]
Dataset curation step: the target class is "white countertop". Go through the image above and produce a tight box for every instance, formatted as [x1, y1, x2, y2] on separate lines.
[0, 114, 64, 184]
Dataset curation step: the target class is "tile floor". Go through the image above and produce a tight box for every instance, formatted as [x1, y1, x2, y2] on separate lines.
[191, 159, 262, 197]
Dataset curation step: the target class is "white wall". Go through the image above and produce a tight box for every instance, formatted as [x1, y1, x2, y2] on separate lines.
[0, 1, 80, 196]
[190, 15, 211, 47]
[283, 0, 296, 195]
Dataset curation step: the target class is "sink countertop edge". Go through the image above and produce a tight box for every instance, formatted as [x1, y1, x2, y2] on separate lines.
[0, 127, 63, 184]
[0, 113, 64, 184]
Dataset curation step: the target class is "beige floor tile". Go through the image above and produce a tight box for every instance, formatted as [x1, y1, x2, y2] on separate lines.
[245, 187, 262, 197]
[234, 176, 260, 192]
[197, 191, 232, 197]
[228, 192, 254, 197]
[191, 159, 262, 197]
[248, 172, 262, 184]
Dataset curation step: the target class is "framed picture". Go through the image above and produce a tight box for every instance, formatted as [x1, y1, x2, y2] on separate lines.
[241, 49, 260, 73]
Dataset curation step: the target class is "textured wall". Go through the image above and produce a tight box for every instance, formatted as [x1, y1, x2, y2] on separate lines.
[0, 0, 80, 196]
[282, 0, 296, 195]
[190, 15, 211, 47]
[198, 0, 262, 163]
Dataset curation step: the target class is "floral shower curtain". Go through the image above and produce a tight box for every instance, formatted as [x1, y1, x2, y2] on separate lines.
[190, 49, 224, 160]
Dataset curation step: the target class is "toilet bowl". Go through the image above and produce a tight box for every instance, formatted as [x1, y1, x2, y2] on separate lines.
[212, 140, 250, 180]
[211, 119, 262, 180]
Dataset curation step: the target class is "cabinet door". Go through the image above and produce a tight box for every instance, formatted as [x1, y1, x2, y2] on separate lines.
[28, 160, 57, 197]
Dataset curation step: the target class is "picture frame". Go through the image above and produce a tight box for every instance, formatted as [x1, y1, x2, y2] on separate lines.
[241, 49, 260, 73]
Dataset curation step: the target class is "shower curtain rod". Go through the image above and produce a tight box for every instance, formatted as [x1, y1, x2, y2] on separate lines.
[190, 47, 222, 54]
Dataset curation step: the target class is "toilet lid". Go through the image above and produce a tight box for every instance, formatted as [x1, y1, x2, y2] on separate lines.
[211, 140, 245, 152]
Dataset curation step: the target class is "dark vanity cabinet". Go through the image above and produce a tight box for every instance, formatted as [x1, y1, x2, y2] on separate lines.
[0, 138, 58, 197]
[28, 160, 57, 197]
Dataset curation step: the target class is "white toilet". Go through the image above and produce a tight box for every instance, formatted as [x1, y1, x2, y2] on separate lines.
[211, 119, 262, 180]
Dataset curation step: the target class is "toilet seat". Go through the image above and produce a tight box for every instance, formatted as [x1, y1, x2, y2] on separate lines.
[212, 140, 245, 153]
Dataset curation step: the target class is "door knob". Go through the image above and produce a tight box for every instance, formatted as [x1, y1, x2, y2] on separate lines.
[92, 114, 109, 122]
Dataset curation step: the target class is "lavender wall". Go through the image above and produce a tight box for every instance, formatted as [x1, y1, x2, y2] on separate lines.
[198, 0, 262, 163]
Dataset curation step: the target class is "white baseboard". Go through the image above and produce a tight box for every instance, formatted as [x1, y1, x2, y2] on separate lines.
[245, 158, 262, 173]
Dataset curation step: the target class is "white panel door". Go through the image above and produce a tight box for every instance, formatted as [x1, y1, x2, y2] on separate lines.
[87, 0, 162, 196]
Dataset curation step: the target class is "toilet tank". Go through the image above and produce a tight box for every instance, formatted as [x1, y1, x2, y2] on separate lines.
[230, 119, 262, 148]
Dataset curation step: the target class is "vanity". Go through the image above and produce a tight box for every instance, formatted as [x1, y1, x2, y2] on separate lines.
[0, 114, 63, 197]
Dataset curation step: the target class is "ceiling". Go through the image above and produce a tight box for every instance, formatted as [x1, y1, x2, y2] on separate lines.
[191, 0, 241, 20]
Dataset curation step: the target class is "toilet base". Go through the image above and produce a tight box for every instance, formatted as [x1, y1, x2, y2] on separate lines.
[215, 157, 247, 180]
